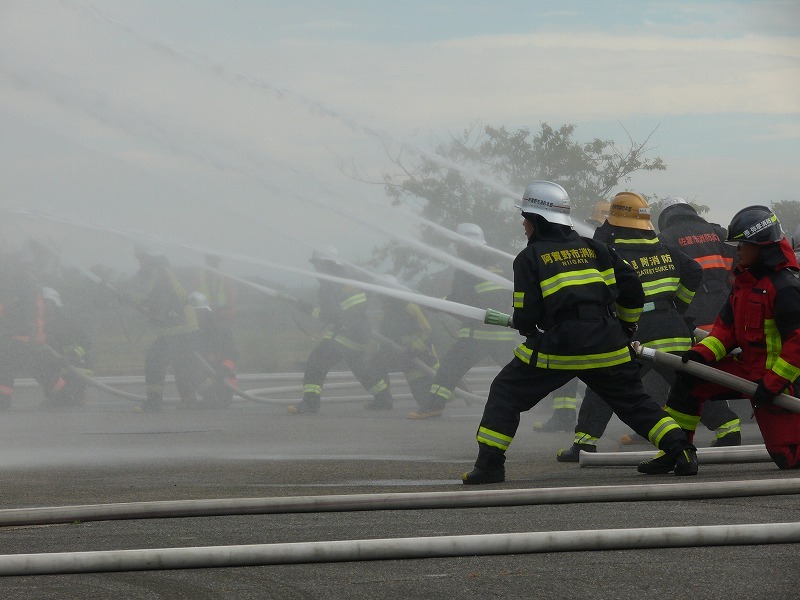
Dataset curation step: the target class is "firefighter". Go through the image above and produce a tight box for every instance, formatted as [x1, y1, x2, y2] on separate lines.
[125, 246, 199, 412]
[288, 246, 393, 414]
[462, 181, 696, 484]
[369, 276, 439, 410]
[658, 205, 800, 471]
[0, 248, 47, 410]
[556, 192, 703, 462]
[39, 287, 93, 408]
[407, 223, 519, 419]
[193, 254, 239, 392]
[534, 200, 612, 432]
[654, 196, 742, 446]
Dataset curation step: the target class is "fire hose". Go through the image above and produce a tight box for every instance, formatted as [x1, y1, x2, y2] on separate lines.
[636, 345, 800, 414]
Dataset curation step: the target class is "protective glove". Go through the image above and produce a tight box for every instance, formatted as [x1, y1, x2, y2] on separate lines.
[752, 379, 777, 408]
[681, 349, 708, 365]
[620, 321, 638, 341]
[484, 309, 513, 328]
[64, 345, 86, 366]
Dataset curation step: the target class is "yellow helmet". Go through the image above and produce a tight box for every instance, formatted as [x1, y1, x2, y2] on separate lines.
[607, 192, 653, 231]
[587, 200, 612, 226]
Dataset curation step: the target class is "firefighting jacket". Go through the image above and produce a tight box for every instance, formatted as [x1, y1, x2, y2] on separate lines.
[315, 280, 371, 351]
[380, 298, 434, 356]
[605, 226, 702, 353]
[446, 265, 518, 342]
[195, 270, 236, 315]
[133, 257, 198, 335]
[696, 238, 800, 394]
[511, 225, 644, 370]
[658, 204, 736, 328]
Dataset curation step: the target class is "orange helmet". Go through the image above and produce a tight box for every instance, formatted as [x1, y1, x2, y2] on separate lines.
[587, 200, 612, 226]
[607, 192, 653, 231]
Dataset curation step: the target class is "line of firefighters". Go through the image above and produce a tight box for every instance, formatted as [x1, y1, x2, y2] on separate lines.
[2, 190, 799, 479]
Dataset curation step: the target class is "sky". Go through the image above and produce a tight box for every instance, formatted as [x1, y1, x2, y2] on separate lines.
[1, 0, 798, 283]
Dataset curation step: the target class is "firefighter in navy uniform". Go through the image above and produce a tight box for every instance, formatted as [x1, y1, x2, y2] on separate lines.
[556, 192, 703, 461]
[655, 196, 742, 446]
[288, 246, 393, 414]
[193, 254, 239, 395]
[533, 200, 612, 433]
[126, 246, 199, 412]
[462, 181, 697, 484]
[408, 223, 519, 419]
[656, 206, 800, 471]
[370, 276, 439, 410]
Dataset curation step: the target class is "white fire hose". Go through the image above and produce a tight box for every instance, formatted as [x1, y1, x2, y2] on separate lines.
[636, 345, 800, 414]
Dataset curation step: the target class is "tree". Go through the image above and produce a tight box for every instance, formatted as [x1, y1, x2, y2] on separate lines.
[372, 122, 667, 279]
[770, 200, 800, 240]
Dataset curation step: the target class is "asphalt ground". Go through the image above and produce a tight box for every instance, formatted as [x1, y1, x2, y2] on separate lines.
[0, 372, 798, 599]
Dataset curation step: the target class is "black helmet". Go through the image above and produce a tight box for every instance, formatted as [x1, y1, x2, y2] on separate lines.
[725, 205, 783, 246]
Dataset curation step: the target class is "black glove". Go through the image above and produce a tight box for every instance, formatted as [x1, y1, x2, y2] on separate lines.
[752, 379, 777, 408]
[681, 349, 707, 365]
[620, 322, 638, 341]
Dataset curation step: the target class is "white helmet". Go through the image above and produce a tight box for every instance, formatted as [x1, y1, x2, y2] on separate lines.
[455, 223, 486, 245]
[309, 245, 343, 266]
[517, 181, 573, 227]
[188, 291, 211, 311]
[42, 287, 63, 307]
[662, 196, 688, 210]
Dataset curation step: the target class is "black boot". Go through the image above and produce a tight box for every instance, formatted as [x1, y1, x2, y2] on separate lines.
[711, 431, 741, 447]
[556, 443, 596, 463]
[462, 445, 506, 485]
[638, 445, 698, 475]
[141, 391, 163, 413]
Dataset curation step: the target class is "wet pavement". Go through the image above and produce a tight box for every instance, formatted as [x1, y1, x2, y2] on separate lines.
[0, 374, 798, 599]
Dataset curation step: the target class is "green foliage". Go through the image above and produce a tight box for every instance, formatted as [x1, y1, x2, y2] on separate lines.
[770, 200, 800, 238]
[376, 122, 667, 278]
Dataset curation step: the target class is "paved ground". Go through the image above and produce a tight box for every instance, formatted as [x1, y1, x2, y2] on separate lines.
[0, 373, 798, 599]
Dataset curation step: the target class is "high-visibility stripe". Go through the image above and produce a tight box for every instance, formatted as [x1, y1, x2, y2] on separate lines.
[552, 396, 577, 410]
[514, 344, 533, 363]
[641, 277, 679, 296]
[699, 336, 727, 361]
[675, 284, 696, 305]
[573, 431, 598, 446]
[663, 407, 701, 432]
[540, 268, 615, 298]
[340, 293, 367, 311]
[332, 335, 366, 351]
[533, 347, 631, 370]
[477, 426, 513, 451]
[616, 304, 642, 323]
[648, 415, 685, 446]
[474, 282, 506, 293]
[695, 255, 730, 270]
[773, 357, 800, 383]
[430, 384, 453, 402]
[513, 291, 524, 309]
[643, 337, 693, 353]
[303, 384, 322, 396]
[614, 237, 661, 245]
[764, 319, 782, 371]
[715, 418, 741, 439]
[369, 380, 388, 395]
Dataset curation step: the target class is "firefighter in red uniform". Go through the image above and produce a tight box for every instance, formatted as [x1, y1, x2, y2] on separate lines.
[654, 205, 800, 471]
[462, 181, 697, 484]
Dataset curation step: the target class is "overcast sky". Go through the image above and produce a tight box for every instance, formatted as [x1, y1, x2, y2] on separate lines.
[1, 0, 798, 282]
